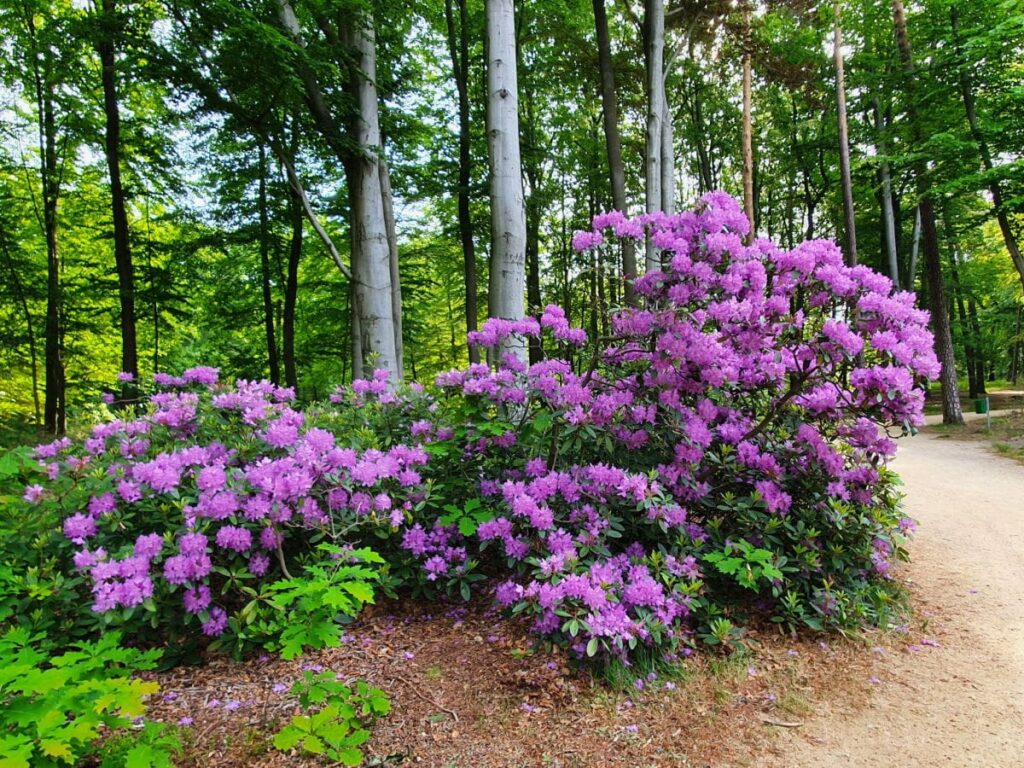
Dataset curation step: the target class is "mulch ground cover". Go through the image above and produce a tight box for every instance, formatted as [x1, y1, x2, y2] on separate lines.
[143, 594, 910, 768]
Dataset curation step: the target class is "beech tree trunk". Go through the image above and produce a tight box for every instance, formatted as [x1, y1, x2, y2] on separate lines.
[951, 5, 1024, 296]
[593, 0, 636, 305]
[275, 0, 400, 382]
[892, 0, 963, 425]
[741, 1, 755, 240]
[644, 0, 664, 270]
[907, 205, 921, 291]
[486, 0, 528, 365]
[344, 19, 400, 381]
[873, 98, 899, 284]
[834, 2, 857, 266]
[661, 98, 675, 216]
[379, 153, 405, 379]
[444, 0, 480, 360]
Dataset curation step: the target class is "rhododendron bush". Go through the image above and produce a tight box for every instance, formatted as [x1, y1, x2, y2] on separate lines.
[11, 193, 935, 666]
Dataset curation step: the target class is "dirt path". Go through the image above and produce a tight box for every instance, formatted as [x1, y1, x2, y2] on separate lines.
[769, 433, 1024, 767]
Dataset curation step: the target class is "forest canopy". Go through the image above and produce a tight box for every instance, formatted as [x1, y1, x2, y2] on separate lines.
[0, 0, 1022, 438]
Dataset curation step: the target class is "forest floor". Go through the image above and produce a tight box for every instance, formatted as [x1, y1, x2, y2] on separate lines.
[144, 417, 1024, 767]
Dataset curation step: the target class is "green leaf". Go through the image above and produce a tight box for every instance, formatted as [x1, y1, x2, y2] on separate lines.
[38, 738, 73, 762]
[302, 735, 325, 755]
[336, 746, 364, 766]
[273, 728, 303, 751]
[585, 637, 599, 657]
[457, 516, 477, 537]
[125, 743, 157, 768]
[342, 582, 375, 604]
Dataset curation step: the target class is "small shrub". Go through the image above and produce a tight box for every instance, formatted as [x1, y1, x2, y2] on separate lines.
[231, 544, 383, 659]
[273, 671, 390, 766]
[0, 628, 170, 768]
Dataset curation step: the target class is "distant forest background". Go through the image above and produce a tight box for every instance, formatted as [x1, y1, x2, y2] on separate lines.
[1, 0, 1021, 438]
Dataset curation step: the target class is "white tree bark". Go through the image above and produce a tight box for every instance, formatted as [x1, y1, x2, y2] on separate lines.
[661, 95, 675, 216]
[275, 0, 399, 382]
[486, 0, 527, 364]
[908, 205, 922, 292]
[741, 0, 755, 239]
[644, 0, 664, 271]
[379, 155, 405, 379]
[873, 99, 899, 285]
[834, 2, 857, 265]
[344, 19, 400, 381]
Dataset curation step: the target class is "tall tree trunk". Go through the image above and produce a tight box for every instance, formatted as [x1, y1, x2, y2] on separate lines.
[274, 0, 398, 381]
[643, 0, 664, 270]
[873, 98, 899, 284]
[661, 99, 675, 216]
[951, 5, 1024, 296]
[486, 0, 528, 364]
[892, 0, 963, 424]
[593, 0, 636, 305]
[283, 180, 302, 391]
[444, 0, 480, 361]
[97, 0, 138, 383]
[257, 144, 281, 384]
[343, 19, 400, 380]
[833, 2, 857, 265]
[741, 0, 755, 240]
[907, 205, 921, 291]
[378, 152, 404, 379]
[28, 14, 65, 434]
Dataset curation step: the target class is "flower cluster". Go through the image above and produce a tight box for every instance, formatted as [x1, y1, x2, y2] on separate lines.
[26, 374, 430, 639]
[19, 192, 929, 664]
[407, 191, 931, 655]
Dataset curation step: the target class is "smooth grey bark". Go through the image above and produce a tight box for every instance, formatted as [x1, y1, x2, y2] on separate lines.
[486, 0, 528, 364]
[873, 98, 899, 284]
[907, 205, 921, 291]
[661, 98, 675, 216]
[741, 1, 754, 240]
[274, 0, 399, 381]
[644, 0, 664, 270]
[833, 2, 857, 265]
[274, 149, 351, 280]
[343, 19, 400, 380]
[378, 153, 404, 379]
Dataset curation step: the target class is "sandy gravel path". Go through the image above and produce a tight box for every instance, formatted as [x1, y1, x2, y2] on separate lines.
[771, 432, 1024, 767]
